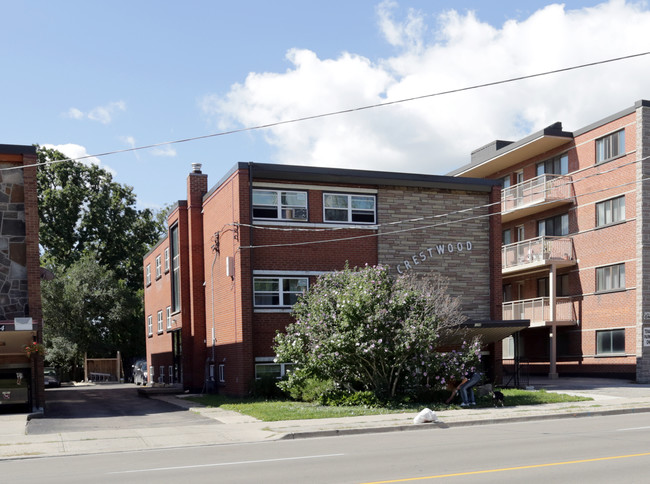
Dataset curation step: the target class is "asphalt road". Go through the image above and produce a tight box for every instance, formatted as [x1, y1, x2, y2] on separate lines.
[26, 384, 218, 435]
[7, 411, 650, 483]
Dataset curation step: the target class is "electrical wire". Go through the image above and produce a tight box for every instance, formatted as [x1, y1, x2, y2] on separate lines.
[2, 51, 649, 173]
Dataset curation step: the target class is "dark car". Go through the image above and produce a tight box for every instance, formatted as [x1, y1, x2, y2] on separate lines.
[44, 367, 60, 388]
[133, 360, 148, 385]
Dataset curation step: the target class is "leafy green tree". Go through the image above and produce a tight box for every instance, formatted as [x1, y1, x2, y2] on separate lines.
[42, 253, 135, 360]
[37, 146, 164, 289]
[274, 265, 477, 400]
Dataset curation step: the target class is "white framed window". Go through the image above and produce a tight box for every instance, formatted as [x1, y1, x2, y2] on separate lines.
[147, 315, 153, 336]
[168, 365, 174, 384]
[254, 277, 308, 307]
[596, 263, 625, 293]
[596, 129, 625, 164]
[145, 264, 151, 286]
[596, 329, 625, 355]
[218, 364, 225, 383]
[255, 362, 294, 379]
[157, 310, 163, 333]
[502, 336, 515, 359]
[252, 189, 308, 221]
[323, 193, 376, 224]
[166, 306, 172, 330]
[596, 196, 625, 227]
[501, 175, 511, 189]
[155, 255, 161, 279]
[164, 247, 170, 273]
[536, 153, 568, 176]
[159, 366, 165, 383]
[150, 366, 155, 382]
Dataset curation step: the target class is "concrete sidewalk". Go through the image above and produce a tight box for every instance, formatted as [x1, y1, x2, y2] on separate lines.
[2, 377, 650, 460]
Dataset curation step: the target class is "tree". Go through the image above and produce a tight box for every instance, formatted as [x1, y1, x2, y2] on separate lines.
[42, 253, 135, 362]
[37, 146, 165, 289]
[274, 265, 479, 400]
[37, 146, 166, 366]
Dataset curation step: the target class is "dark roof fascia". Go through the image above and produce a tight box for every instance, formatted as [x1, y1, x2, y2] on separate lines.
[231, 161, 498, 193]
[143, 233, 169, 260]
[572, 100, 649, 137]
[0, 144, 37, 156]
[448, 123, 573, 176]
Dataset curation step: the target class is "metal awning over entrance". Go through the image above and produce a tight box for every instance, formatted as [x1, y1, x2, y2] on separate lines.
[440, 320, 530, 346]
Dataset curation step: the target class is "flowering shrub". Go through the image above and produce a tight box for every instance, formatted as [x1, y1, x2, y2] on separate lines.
[274, 264, 479, 400]
[25, 342, 45, 357]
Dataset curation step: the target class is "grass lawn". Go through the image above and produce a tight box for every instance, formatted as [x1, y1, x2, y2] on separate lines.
[186, 389, 591, 422]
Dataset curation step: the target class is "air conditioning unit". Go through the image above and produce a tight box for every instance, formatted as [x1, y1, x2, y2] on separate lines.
[283, 208, 307, 220]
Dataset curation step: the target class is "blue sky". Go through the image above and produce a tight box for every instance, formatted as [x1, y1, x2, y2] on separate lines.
[3, 0, 650, 210]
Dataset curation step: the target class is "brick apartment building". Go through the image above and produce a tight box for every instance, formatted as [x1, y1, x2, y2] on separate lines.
[451, 99, 650, 382]
[143, 162, 518, 395]
[0, 144, 44, 411]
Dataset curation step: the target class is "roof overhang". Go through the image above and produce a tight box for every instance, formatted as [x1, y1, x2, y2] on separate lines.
[440, 320, 530, 346]
[450, 124, 574, 178]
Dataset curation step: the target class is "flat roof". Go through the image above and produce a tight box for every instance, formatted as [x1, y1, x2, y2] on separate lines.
[207, 161, 499, 201]
[0, 144, 37, 155]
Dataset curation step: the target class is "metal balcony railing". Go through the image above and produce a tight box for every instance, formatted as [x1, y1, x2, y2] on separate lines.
[502, 296, 577, 325]
[502, 174, 572, 213]
[502, 236, 575, 271]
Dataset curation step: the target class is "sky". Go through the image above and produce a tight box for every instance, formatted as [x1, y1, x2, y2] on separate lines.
[3, 0, 650, 210]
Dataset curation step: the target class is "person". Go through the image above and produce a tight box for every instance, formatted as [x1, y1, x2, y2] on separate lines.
[456, 370, 482, 407]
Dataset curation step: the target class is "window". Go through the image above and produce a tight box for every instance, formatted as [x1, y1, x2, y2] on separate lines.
[502, 336, 515, 359]
[145, 264, 151, 286]
[157, 310, 163, 333]
[538, 213, 569, 237]
[166, 306, 172, 330]
[147, 315, 153, 336]
[596, 196, 625, 227]
[155, 255, 161, 279]
[252, 189, 308, 221]
[537, 274, 569, 297]
[164, 248, 170, 273]
[502, 228, 512, 246]
[596, 129, 625, 163]
[323, 193, 376, 224]
[168, 365, 174, 384]
[218, 364, 225, 383]
[170, 225, 180, 312]
[596, 263, 625, 292]
[254, 277, 308, 307]
[255, 362, 294, 379]
[150, 366, 155, 382]
[536, 154, 568, 176]
[501, 175, 511, 189]
[597, 329, 625, 355]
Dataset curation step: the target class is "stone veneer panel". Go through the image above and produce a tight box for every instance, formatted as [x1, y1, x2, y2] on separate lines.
[637, 104, 650, 382]
[377, 186, 491, 320]
[0, 164, 28, 319]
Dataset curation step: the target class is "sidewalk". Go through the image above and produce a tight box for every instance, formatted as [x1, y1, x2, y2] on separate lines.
[2, 377, 650, 460]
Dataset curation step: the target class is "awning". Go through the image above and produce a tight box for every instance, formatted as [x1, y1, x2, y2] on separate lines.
[440, 320, 530, 346]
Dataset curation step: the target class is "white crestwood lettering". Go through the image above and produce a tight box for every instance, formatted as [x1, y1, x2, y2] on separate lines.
[396, 241, 473, 274]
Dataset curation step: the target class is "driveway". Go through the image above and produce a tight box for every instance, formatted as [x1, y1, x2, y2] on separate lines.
[27, 383, 218, 435]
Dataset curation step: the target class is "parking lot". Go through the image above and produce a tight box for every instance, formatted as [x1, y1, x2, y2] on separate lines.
[27, 383, 219, 435]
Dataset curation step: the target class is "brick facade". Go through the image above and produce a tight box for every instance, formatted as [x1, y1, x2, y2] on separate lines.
[144, 163, 503, 395]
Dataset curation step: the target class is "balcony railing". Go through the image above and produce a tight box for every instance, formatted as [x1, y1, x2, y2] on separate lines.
[502, 174, 572, 214]
[502, 236, 575, 271]
[502, 297, 577, 326]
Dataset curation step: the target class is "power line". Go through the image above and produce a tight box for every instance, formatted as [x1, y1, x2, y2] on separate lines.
[3, 51, 649, 173]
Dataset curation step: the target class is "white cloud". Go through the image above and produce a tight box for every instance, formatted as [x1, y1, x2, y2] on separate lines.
[64, 101, 126, 124]
[151, 145, 177, 157]
[202, 0, 650, 175]
[42, 143, 117, 177]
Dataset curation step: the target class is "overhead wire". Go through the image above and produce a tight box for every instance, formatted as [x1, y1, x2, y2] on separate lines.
[2, 51, 650, 173]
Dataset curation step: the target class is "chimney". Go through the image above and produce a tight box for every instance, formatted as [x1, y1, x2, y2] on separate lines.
[192, 162, 202, 174]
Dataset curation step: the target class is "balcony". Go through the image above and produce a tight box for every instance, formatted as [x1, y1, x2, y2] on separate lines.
[501, 174, 573, 223]
[502, 236, 576, 274]
[502, 297, 577, 327]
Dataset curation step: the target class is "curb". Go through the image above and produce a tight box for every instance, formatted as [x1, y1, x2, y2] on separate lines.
[279, 405, 650, 440]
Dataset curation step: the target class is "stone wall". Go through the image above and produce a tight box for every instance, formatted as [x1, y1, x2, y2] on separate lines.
[0, 164, 28, 320]
[377, 186, 492, 320]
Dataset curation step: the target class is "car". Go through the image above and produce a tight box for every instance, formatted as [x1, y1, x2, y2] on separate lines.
[133, 360, 148, 385]
[44, 367, 60, 388]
